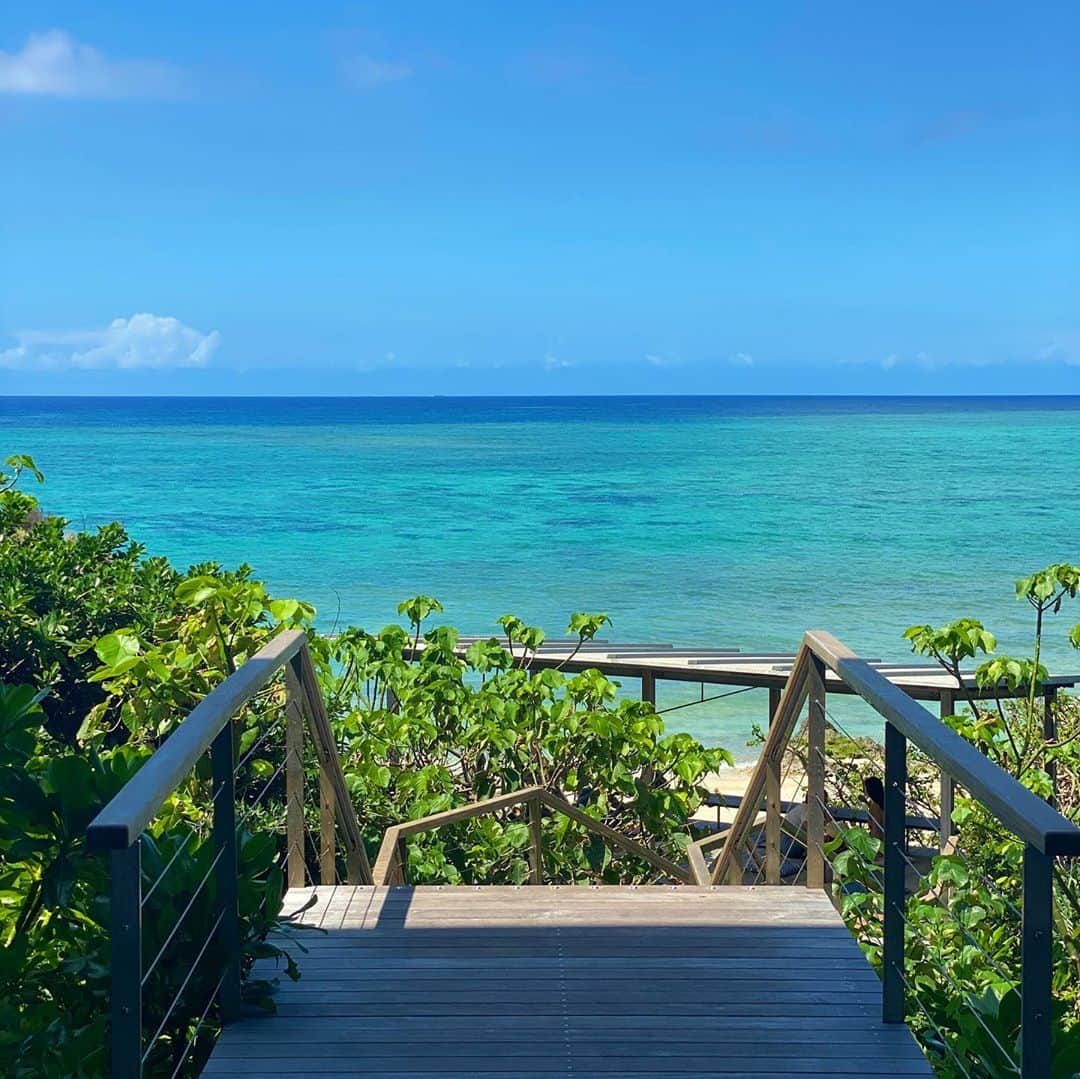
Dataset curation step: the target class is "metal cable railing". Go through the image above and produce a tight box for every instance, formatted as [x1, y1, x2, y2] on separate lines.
[810, 701, 1025, 1075]
[86, 629, 370, 1078]
[689, 630, 1080, 1079]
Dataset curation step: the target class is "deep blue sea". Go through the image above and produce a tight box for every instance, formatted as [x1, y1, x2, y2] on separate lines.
[5, 395, 1079, 758]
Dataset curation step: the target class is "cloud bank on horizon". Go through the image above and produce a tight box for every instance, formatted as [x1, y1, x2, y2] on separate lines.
[0, 315, 221, 371]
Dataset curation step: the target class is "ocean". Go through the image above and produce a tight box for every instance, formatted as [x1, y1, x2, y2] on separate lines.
[4, 395, 1079, 758]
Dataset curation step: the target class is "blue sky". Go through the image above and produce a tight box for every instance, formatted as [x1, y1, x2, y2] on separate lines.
[1, 2, 1077, 395]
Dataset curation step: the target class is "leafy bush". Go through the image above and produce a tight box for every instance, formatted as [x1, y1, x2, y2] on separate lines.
[1, 456, 731, 1074]
[825, 563, 1080, 1077]
[0, 456, 180, 743]
[0, 461, 315, 1075]
[319, 607, 731, 883]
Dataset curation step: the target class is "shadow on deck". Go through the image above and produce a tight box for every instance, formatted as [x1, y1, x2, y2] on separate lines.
[202, 885, 932, 1078]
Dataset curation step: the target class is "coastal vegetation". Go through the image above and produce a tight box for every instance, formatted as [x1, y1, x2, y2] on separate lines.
[0, 458, 726, 1074]
[820, 569, 1080, 1076]
[3, 454, 1080, 1076]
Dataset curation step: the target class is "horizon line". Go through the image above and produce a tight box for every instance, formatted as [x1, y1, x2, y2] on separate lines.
[5, 392, 1080, 401]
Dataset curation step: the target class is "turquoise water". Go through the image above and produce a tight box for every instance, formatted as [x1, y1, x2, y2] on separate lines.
[4, 396, 1079, 758]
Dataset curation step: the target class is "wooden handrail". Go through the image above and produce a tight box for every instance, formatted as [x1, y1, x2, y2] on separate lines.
[538, 789, 689, 882]
[87, 630, 370, 875]
[291, 645, 372, 882]
[709, 642, 812, 883]
[87, 630, 308, 849]
[87, 628, 372, 1077]
[372, 785, 690, 885]
[707, 630, 1080, 885]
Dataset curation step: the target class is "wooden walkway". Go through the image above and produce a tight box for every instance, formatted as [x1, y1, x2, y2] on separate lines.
[446, 636, 1079, 704]
[203, 885, 932, 1078]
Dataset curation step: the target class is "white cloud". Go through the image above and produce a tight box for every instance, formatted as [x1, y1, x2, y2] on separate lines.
[0, 314, 220, 371]
[881, 354, 898, 370]
[730, 352, 755, 367]
[0, 30, 186, 100]
[544, 353, 574, 371]
[645, 353, 680, 368]
[1036, 334, 1080, 367]
[340, 54, 412, 89]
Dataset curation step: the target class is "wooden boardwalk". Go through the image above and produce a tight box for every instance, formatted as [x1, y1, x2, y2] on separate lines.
[203, 885, 932, 1078]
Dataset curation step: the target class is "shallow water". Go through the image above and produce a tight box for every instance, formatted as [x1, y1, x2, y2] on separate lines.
[5, 395, 1079, 758]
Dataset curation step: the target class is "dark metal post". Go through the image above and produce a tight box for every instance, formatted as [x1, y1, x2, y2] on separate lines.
[883, 721, 907, 1023]
[110, 842, 142, 1078]
[211, 723, 242, 1023]
[1044, 687, 1058, 806]
[806, 654, 827, 890]
[939, 689, 955, 852]
[1022, 844, 1053, 1078]
[641, 669, 656, 706]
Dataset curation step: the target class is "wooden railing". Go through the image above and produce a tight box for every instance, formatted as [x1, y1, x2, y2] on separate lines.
[86, 629, 370, 1078]
[372, 784, 688, 885]
[687, 629, 1080, 1079]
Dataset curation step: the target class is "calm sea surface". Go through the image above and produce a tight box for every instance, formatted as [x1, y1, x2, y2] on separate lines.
[4, 395, 1079, 758]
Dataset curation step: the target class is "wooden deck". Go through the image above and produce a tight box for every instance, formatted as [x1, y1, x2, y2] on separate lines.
[203, 885, 932, 1078]
[446, 637, 1079, 704]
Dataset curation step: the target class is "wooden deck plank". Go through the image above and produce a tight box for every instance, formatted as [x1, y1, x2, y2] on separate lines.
[206, 886, 932, 1078]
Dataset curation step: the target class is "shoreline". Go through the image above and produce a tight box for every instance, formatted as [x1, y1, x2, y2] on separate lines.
[694, 762, 807, 827]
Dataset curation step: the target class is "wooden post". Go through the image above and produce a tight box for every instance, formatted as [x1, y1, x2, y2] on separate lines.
[641, 669, 656, 706]
[883, 721, 907, 1023]
[528, 795, 543, 884]
[319, 764, 336, 885]
[765, 687, 782, 885]
[806, 655, 826, 890]
[939, 689, 955, 853]
[295, 646, 373, 885]
[284, 660, 306, 889]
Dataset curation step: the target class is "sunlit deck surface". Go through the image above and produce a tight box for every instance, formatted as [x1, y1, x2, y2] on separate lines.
[449, 637, 1079, 702]
[203, 885, 932, 1078]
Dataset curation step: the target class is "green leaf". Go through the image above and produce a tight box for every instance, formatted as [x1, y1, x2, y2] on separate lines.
[94, 630, 141, 668]
[175, 575, 221, 606]
[269, 598, 300, 622]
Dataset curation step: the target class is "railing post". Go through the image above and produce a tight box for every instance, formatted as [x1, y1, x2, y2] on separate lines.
[765, 687, 782, 885]
[641, 669, 656, 706]
[883, 720, 907, 1023]
[806, 654, 826, 890]
[110, 842, 142, 1078]
[528, 795, 544, 884]
[211, 723, 242, 1023]
[319, 764, 337, 885]
[1022, 843, 1053, 1078]
[1044, 686, 1058, 806]
[939, 689, 955, 853]
[284, 658, 306, 889]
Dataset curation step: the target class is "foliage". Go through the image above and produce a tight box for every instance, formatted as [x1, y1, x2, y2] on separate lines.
[0, 462, 316, 1075]
[828, 562, 1080, 1078]
[319, 603, 729, 883]
[1, 457, 730, 1074]
[0, 467, 180, 743]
